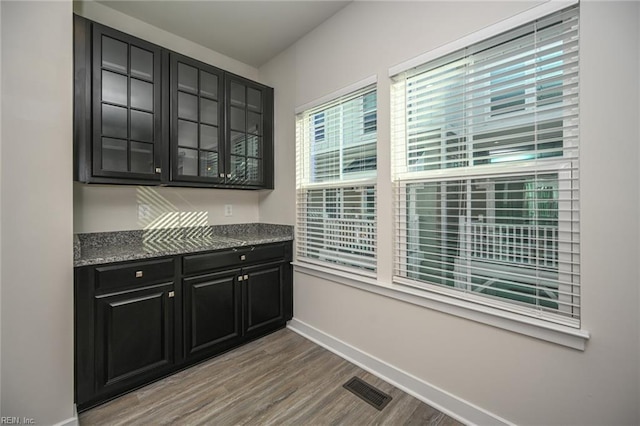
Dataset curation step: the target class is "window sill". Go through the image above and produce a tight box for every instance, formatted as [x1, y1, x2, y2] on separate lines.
[292, 261, 590, 351]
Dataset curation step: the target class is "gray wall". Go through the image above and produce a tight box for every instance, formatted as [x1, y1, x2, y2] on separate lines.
[259, 1, 640, 424]
[1, 1, 74, 424]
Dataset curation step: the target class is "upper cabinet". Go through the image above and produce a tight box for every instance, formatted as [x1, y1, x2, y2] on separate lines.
[226, 75, 273, 187]
[170, 54, 225, 185]
[74, 15, 274, 189]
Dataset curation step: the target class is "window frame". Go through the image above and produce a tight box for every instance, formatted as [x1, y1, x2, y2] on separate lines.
[296, 77, 378, 275]
[390, 4, 580, 328]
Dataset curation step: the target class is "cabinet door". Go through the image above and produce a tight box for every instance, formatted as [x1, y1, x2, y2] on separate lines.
[170, 53, 225, 184]
[94, 282, 174, 394]
[92, 24, 162, 181]
[226, 74, 274, 188]
[242, 262, 285, 336]
[183, 269, 242, 359]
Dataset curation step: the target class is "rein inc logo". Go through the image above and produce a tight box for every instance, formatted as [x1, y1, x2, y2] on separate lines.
[0, 418, 34, 425]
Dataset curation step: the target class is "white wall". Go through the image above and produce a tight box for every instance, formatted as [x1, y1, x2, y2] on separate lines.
[259, 1, 640, 424]
[0, 0, 3, 414]
[73, 0, 263, 234]
[1, 1, 75, 424]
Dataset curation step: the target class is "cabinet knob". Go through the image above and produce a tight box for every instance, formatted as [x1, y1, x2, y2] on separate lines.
[240, 254, 246, 261]
[135, 271, 143, 278]
[168, 291, 175, 298]
[219, 173, 225, 178]
[155, 167, 162, 174]
[226, 173, 231, 178]
[238, 275, 243, 281]
[243, 274, 249, 280]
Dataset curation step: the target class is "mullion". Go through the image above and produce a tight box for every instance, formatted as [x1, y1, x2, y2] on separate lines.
[197, 69, 202, 176]
[126, 42, 132, 173]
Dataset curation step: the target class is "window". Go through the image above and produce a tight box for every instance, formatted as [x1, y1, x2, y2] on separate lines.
[391, 6, 580, 327]
[296, 83, 377, 273]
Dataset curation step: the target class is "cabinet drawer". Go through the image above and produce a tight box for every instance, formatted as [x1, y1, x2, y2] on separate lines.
[183, 243, 285, 276]
[95, 258, 174, 291]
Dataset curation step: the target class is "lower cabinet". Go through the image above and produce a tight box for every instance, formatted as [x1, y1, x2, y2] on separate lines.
[183, 269, 242, 361]
[243, 262, 288, 337]
[75, 241, 292, 411]
[95, 283, 175, 393]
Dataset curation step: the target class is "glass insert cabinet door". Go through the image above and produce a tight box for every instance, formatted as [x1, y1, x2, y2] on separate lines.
[170, 53, 225, 184]
[226, 75, 271, 186]
[92, 24, 162, 181]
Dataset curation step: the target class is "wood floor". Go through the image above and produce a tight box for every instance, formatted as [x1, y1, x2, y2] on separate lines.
[79, 328, 464, 425]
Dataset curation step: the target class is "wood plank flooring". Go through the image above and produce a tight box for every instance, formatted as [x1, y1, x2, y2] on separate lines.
[79, 328, 464, 425]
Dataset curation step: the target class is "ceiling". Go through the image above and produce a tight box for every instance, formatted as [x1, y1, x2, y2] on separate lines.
[96, 0, 352, 68]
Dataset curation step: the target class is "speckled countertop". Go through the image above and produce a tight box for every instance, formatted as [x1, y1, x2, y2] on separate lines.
[74, 223, 293, 267]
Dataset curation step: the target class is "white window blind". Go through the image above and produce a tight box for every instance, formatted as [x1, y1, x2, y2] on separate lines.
[391, 6, 580, 327]
[296, 84, 377, 273]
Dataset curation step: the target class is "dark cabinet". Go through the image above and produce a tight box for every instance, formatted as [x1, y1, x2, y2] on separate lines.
[75, 16, 163, 184]
[95, 283, 174, 392]
[183, 269, 242, 360]
[170, 53, 226, 185]
[243, 262, 288, 337]
[74, 15, 274, 189]
[75, 241, 292, 411]
[181, 243, 291, 363]
[75, 257, 179, 409]
[225, 74, 274, 187]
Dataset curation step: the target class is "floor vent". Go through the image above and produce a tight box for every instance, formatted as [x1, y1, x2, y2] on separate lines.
[342, 376, 392, 411]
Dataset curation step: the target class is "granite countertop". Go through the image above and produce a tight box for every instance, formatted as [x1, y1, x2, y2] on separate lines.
[74, 223, 294, 267]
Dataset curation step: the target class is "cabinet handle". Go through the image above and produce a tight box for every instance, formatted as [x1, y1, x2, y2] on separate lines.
[135, 271, 143, 278]
[240, 254, 246, 261]
[243, 274, 249, 280]
[238, 275, 243, 281]
[168, 291, 175, 298]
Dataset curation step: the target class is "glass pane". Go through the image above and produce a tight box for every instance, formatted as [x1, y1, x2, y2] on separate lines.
[102, 36, 127, 73]
[131, 110, 153, 142]
[178, 120, 197, 148]
[247, 111, 261, 135]
[131, 78, 153, 111]
[230, 131, 245, 156]
[247, 135, 260, 158]
[102, 137, 127, 171]
[102, 104, 127, 139]
[200, 124, 218, 151]
[200, 98, 218, 126]
[178, 62, 198, 93]
[246, 158, 260, 181]
[230, 107, 245, 131]
[131, 46, 153, 80]
[200, 71, 218, 99]
[248, 87, 261, 111]
[200, 151, 218, 177]
[178, 148, 198, 176]
[178, 92, 198, 121]
[102, 70, 127, 106]
[230, 155, 245, 180]
[230, 82, 245, 107]
[131, 141, 154, 173]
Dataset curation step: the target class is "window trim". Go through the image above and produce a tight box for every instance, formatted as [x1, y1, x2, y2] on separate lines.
[293, 261, 590, 350]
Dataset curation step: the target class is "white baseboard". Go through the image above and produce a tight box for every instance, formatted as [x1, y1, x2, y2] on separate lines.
[52, 405, 79, 426]
[288, 318, 513, 426]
